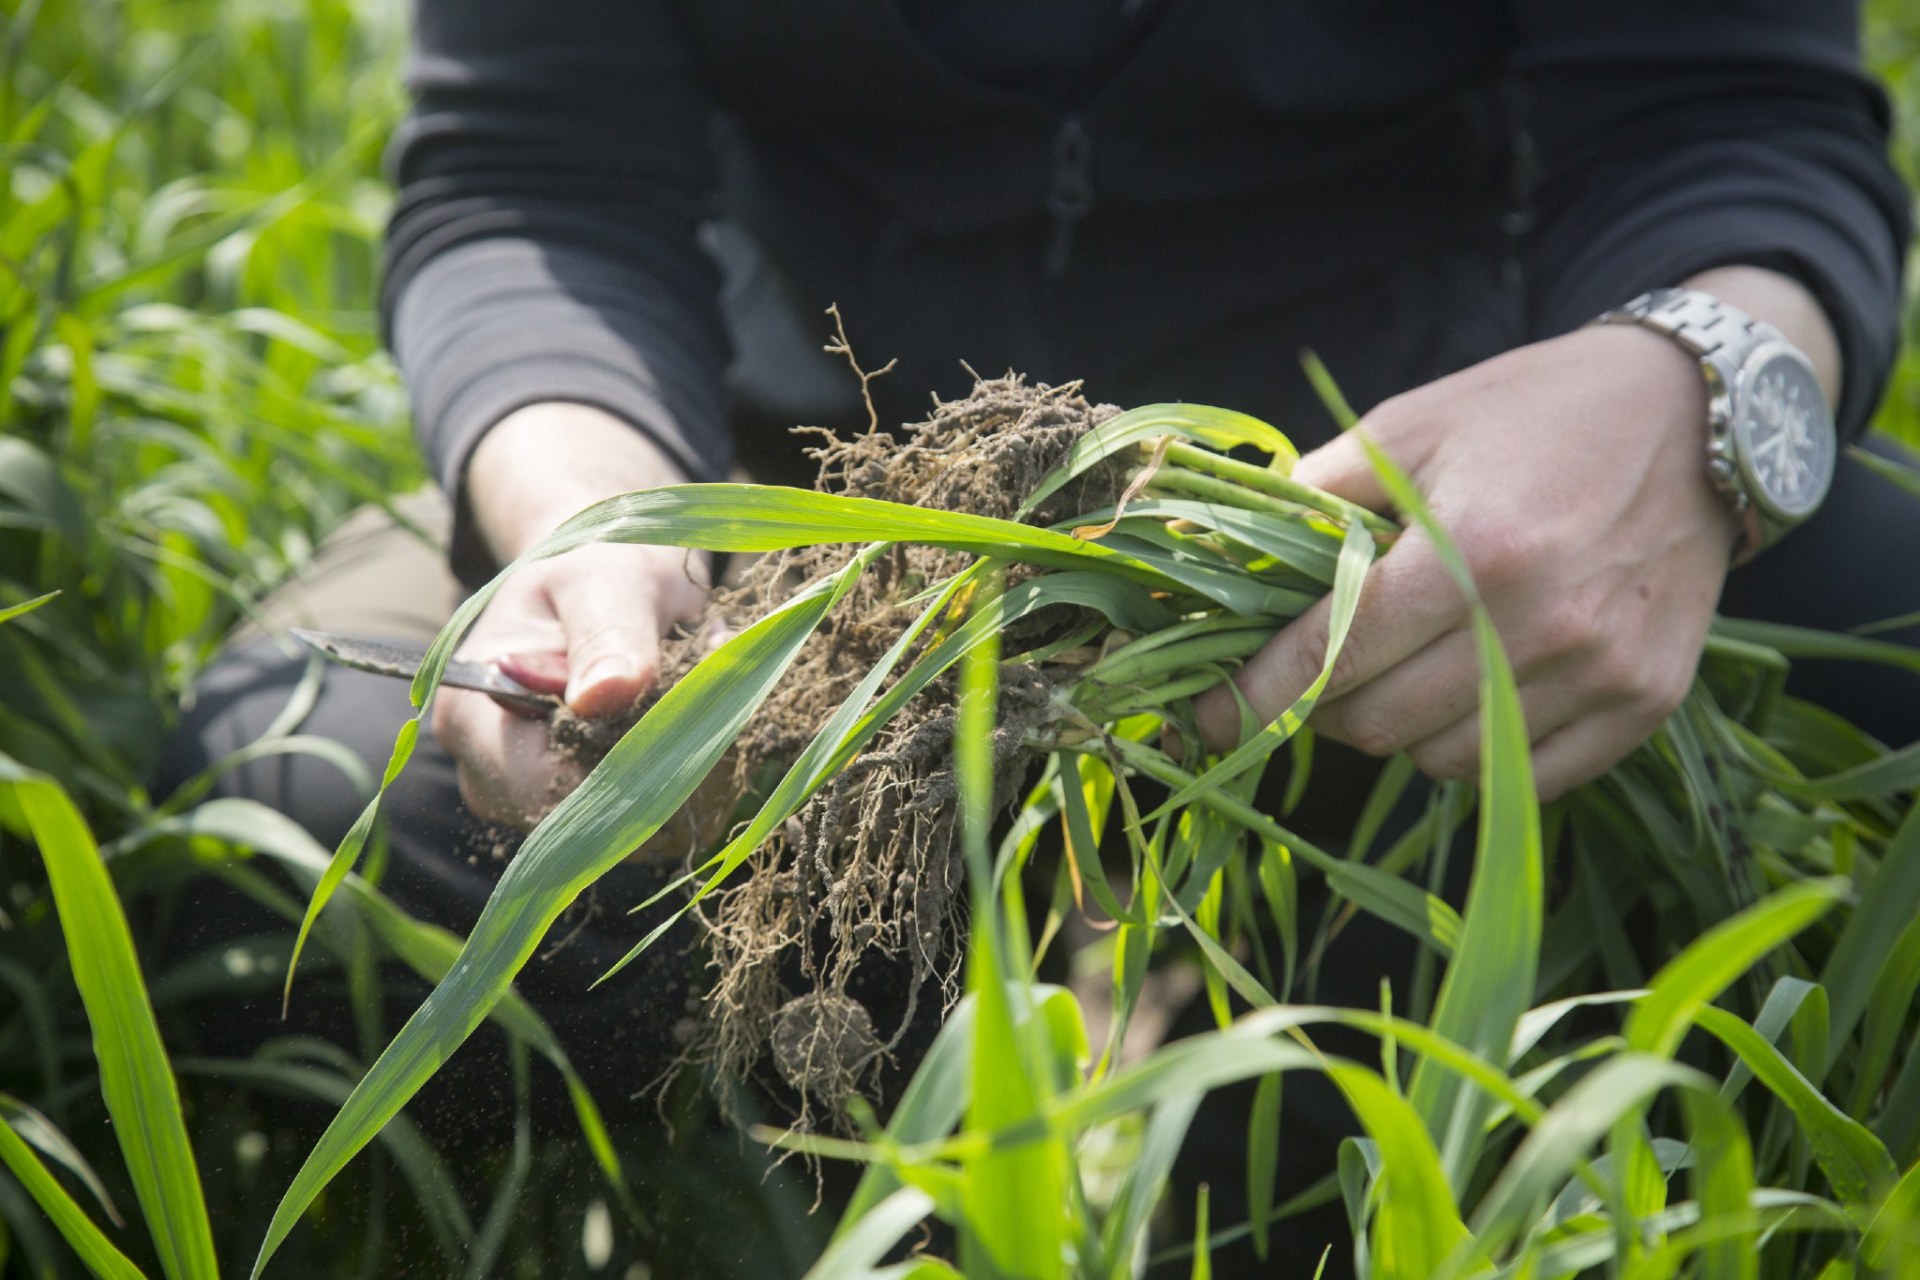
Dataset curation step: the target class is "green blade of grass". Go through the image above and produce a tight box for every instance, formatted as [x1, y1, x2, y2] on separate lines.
[1691, 1005, 1896, 1212]
[519, 482, 1188, 593]
[131, 796, 630, 1200]
[1624, 878, 1847, 1060]
[251, 556, 860, 1277]
[1860, 1154, 1920, 1271]
[1679, 1089, 1759, 1280]
[1818, 801, 1920, 1074]
[1099, 1090, 1204, 1278]
[0, 1094, 121, 1226]
[1154, 518, 1373, 814]
[1457, 1055, 1705, 1275]
[955, 585, 1073, 1280]
[0, 1097, 146, 1280]
[1327, 1065, 1469, 1280]
[280, 716, 419, 1009]
[805, 1188, 938, 1280]
[1018, 403, 1302, 519]
[1709, 617, 1920, 675]
[1349, 436, 1544, 1193]
[0, 756, 217, 1280]
[0, 588, 59, 625]
[1247, 1073, 1283, 1263]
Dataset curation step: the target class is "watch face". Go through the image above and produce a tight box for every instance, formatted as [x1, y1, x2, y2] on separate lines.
[1733, 344, 1835, 521]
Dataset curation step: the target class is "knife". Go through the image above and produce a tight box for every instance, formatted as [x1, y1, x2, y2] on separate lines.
[290, 628, 560, 712]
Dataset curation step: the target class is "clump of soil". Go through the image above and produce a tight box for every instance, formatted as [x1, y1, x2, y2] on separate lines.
[770, 991, 881, 1098]
[550, 374, 1128, 1123]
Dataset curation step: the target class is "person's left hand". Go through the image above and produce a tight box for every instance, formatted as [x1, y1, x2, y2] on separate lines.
[1194, 322, 1742, 800]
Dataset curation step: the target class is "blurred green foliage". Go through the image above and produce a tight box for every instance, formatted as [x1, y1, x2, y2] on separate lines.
[1, 0, 418, 812]
[1868, 0, 1920, 449]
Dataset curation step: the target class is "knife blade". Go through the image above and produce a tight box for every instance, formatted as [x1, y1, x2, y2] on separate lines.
[290, 629, 560, 712]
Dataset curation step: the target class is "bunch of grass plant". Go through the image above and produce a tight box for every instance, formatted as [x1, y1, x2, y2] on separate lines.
[792, 450, 1920, 1279]
[257, 370, 1920, 1276]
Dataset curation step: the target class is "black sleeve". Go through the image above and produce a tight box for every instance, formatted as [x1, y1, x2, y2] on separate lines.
[1512, 0, 1911, 439]
[383, 0, 729, 571]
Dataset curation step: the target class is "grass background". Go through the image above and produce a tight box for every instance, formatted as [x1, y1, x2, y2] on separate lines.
[3, 1, 1920, 1277]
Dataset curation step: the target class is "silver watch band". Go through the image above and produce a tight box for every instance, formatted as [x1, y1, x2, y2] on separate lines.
[1596, 287, 1778, 361]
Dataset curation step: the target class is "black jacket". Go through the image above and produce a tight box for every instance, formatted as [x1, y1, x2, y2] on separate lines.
[383, 0, 1909, 532]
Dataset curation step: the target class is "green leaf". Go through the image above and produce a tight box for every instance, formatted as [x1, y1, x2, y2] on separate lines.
[1819, 802, 1920, 1073]
[282, 714, 419, 1006]
[1019, 403, 1301, 519]
[1679, 1089, 1758, 1280]
[0, 1098, 146, 1280]
[957, 591, 1073, 1280]
[0, 1094, 121, 1227]
[0, 590, 59, 625]
[1156, 519, 1374, 810]
[251, 561, 859, 1277]
[0, 757, 217, 1280]
[1098, 1090, 1203, 1279]
[1328, 1066, 1468, 1280]
[1861, 1156, 1920, 1272]
[1353, 436, 1543, 1192]
[1463, 1054, 1705, 1273]
[1247, 1074, 1283, 1262]
[1624, 878, 1847, 1060]
[805, 1189, 937, 1280]
[1692, 1005, 1896, 1212]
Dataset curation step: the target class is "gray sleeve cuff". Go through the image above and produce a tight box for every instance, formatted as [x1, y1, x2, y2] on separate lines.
[390, 236, 731, 581]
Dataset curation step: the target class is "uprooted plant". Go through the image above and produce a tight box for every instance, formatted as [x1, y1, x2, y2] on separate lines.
[247, 368, 1915, 1276]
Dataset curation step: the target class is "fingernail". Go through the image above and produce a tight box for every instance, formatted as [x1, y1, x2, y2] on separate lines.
[499, 650, 568, 692]
[568, 654, 637, 702]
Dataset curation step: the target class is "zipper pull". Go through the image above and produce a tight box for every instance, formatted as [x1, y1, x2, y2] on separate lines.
[1044, 115, 1095, 277]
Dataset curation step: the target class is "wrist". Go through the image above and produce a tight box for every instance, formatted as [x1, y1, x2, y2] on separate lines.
[466, 402, 694, 562]
[1590, 276, 1840, 563]
[1572, 324, 1748, 553]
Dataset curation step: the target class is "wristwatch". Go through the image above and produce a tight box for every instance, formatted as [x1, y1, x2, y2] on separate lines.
[1592, 287, 1836, 560]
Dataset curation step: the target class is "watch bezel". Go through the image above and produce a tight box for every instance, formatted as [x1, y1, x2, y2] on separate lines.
[1728, 338, 1836, 524]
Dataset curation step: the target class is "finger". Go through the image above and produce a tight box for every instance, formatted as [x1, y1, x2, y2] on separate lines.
[1529, 706, 1665, 802]
[432, 687, 585, 829]
[1193, 529, 1467, 748]
[545, 567, 666, 718]
[1290, 428, 1393, 514]
[490, 648, 570, 719]
[1401, 647, 1649, 786]
[1310, 627, 1478, 757]
[497, 649, 569, 694]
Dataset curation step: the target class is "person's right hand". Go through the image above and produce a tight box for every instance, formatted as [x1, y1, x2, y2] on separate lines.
[428, 403, 712, 830]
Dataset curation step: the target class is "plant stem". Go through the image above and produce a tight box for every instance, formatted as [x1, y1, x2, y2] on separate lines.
[1156, 441, 1399, 537]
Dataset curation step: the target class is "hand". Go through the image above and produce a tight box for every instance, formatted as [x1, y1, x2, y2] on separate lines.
[1197, 268, 1840, 800]
[429, 404, 711, 829]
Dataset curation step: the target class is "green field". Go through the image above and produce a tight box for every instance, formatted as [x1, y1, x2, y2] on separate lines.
[4, 2, 1920, 1277]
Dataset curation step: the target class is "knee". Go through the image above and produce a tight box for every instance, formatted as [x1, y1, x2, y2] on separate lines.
[153, 640, 395, 850]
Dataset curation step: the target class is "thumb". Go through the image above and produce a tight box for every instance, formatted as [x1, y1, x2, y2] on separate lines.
[1291, 427, 1392, 514]
[546, 569, 664, 718]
